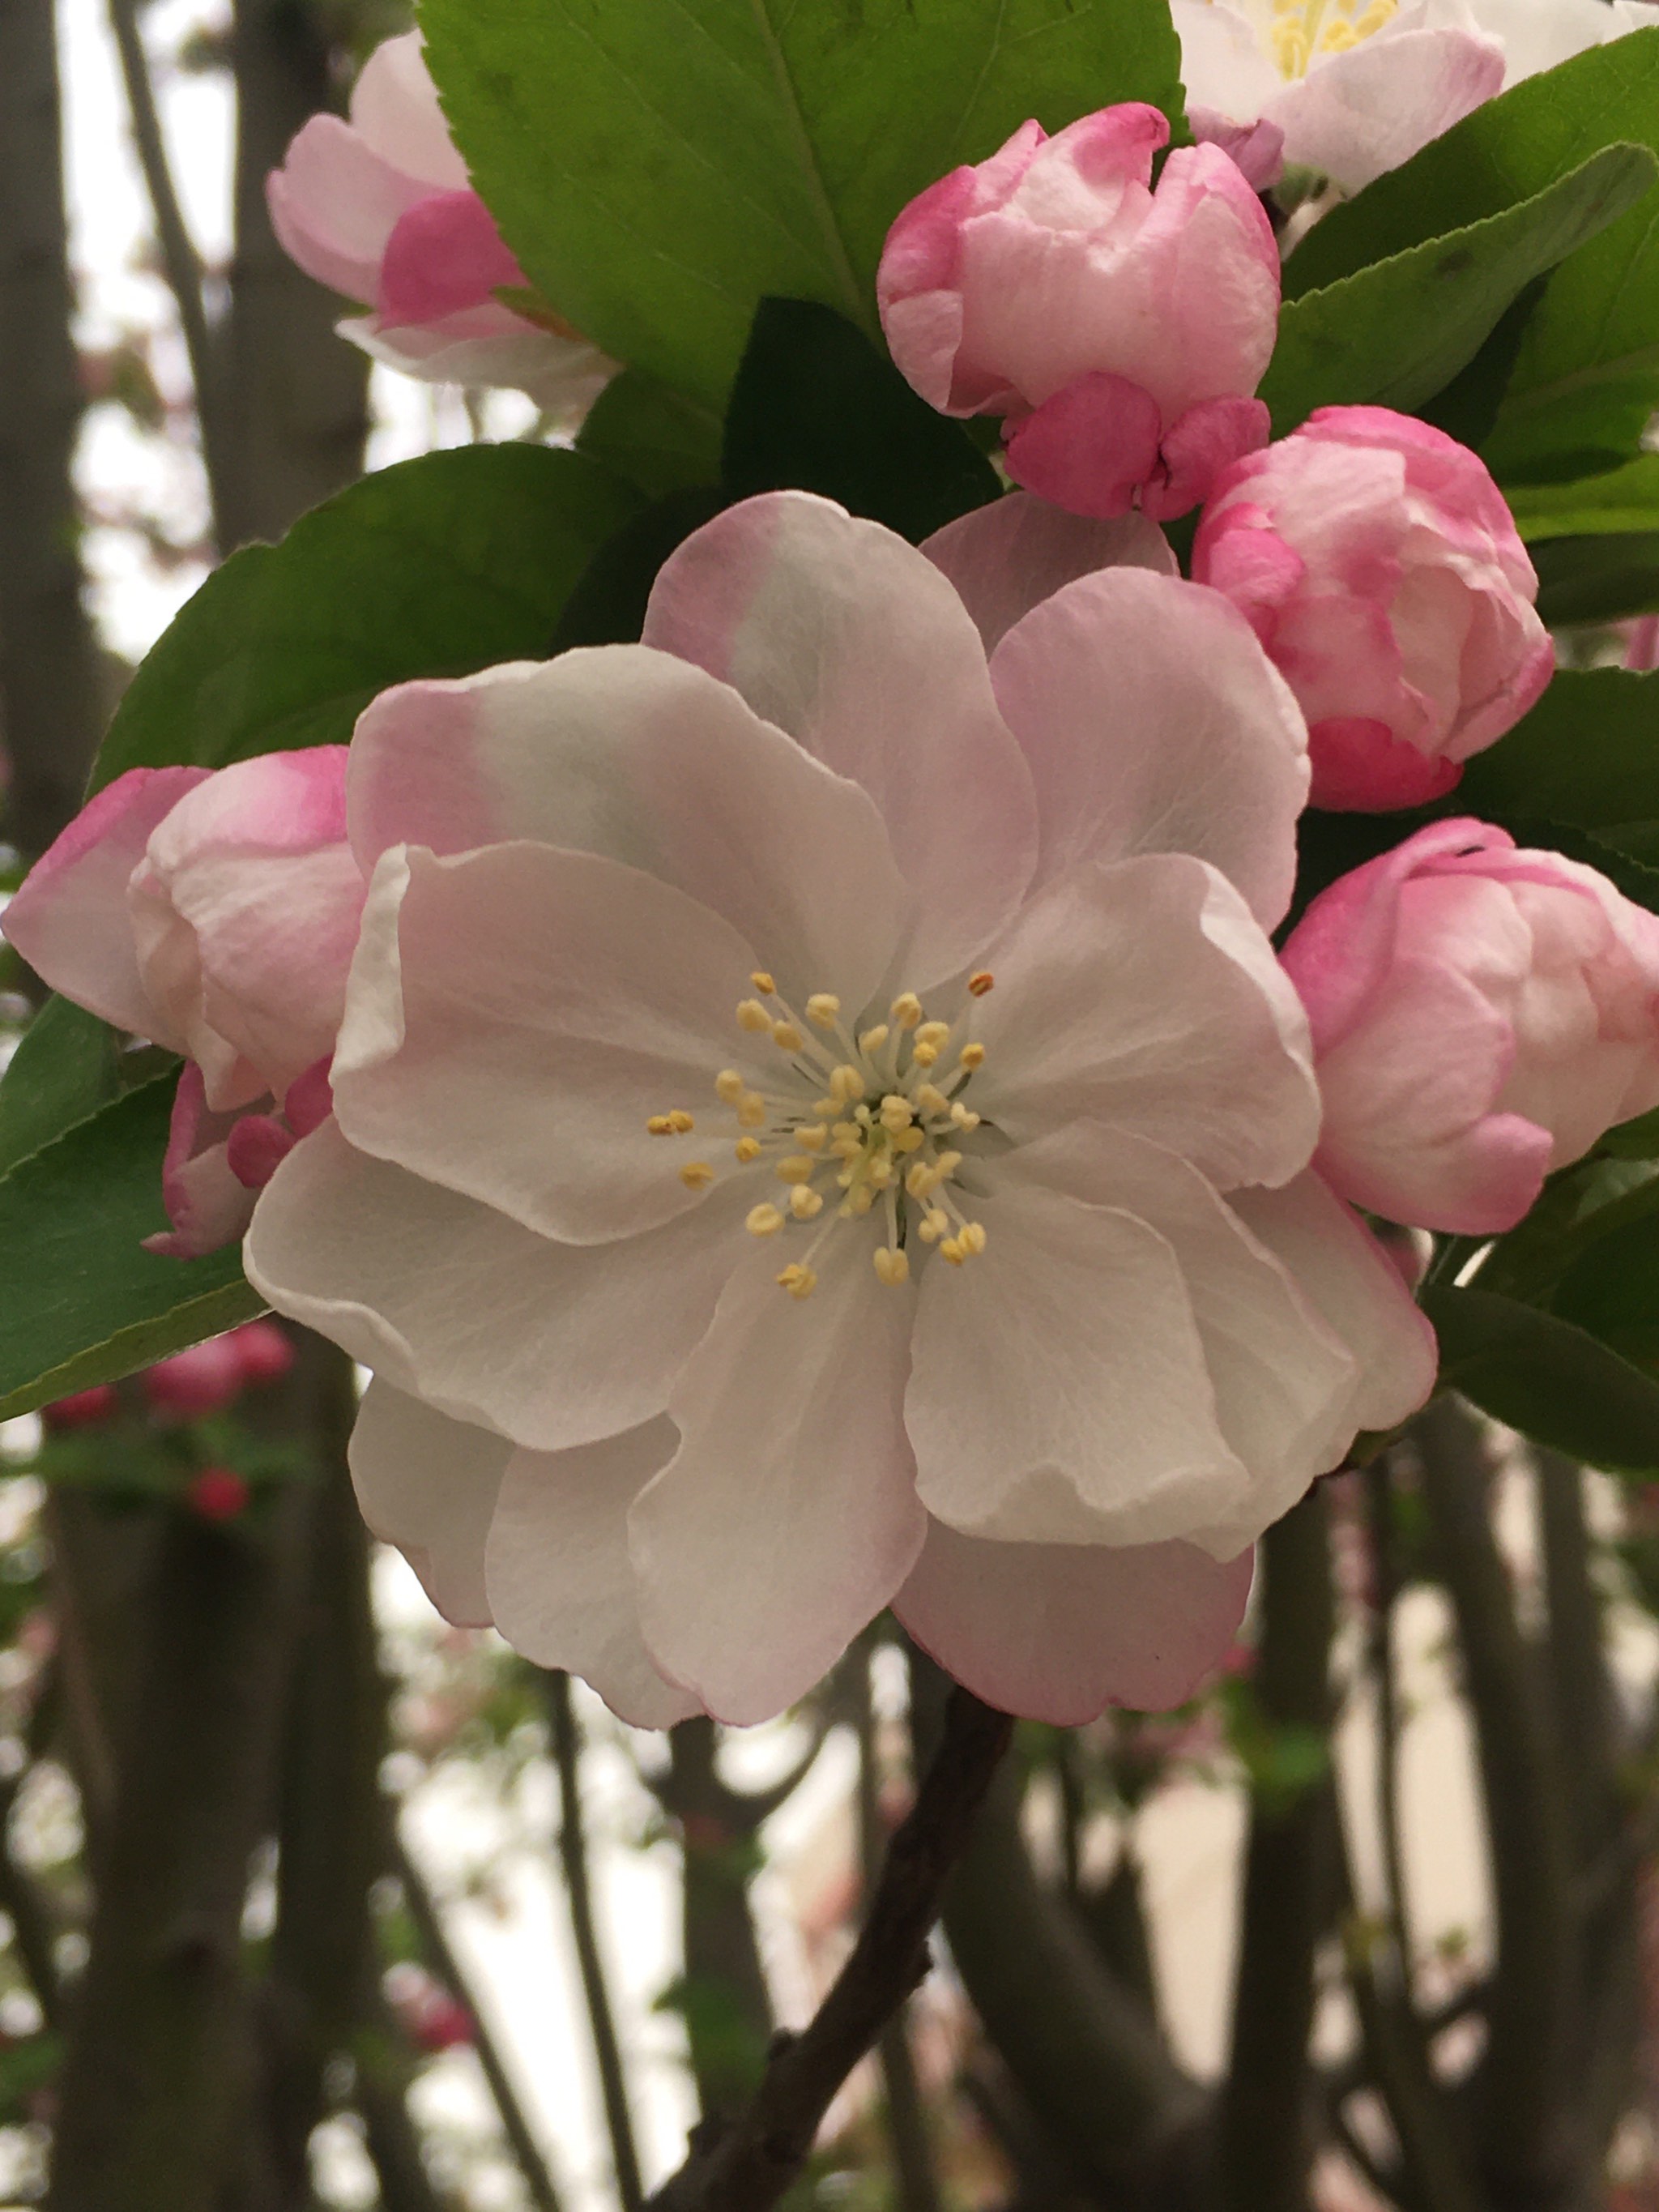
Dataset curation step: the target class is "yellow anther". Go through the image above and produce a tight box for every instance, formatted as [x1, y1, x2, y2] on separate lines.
[668, 1109, 695, 1133]
[1318, 15, 1357, 46]
[893, 1126, 925, 1154]
[890, 993, 923, 1029]
[680, 1161, 715, 1190]
[936, 1150, 963, 1176]
[919, 1208, 949, 1243]
[879, 1095, 915, 1129]
[737, 999, 773, 1033]
[869, 1159, 896, 1189]
[915, 1021, 952, 1052]
[646, 1115, 676, 1135]
[734, 1136, 762, 1163]
[771, 1020, 805, 1053]
[858, 1024, 889, 1054]
[830, 1064, 864, 1104]
[746, 1202, 785, 1237]
[737, 1091, 768, 1128]
[911, 1042, 940, 1068]
[958, 1042, 986, 1070]
[805, 993, 841, 1027]
[959, 1221, 987, 1256]
[715, 1069, 746, 1104]
[873, 1247, 911, 1286]
[776, 1155, 816, 1185]
[968, 971, 996, 997]
[790, 1185, 825, 1220]
[906, 1162, 940, 1199]
[776, 1262, 817, 1300]
[940, 1236, 966, 1266]
[950, 1103, 980, 1130]
[812, 1096, 839, 1119]
[794, 1124, 827, 1154]
[750, 971, 776, 994]
[844, 1185, 877, 1216]
[915, 1084, 949, 1117]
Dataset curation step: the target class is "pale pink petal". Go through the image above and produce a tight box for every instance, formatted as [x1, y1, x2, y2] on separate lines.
[245, 1121, 752, 1451]
[485, 1420, 701, 1730]
[1170, 0, 1285, 121]
[141, 1063, 258, 1259]
[642, 493, 1038, 989]
[970, 856, 1320, 1190]
[340, 318, 616, 416]
[265, 114, 429, 303]
[1263, 19, 1505, 192]
[332, 842, 832, 1246]
[1187, 109, 1286, 192]
[1309, 715, 1466, 811]
[923, 490, 1177, 655]
[348, 31, 470, 191]
[989, 569, 1308, 928]
[894, 1518, 1254, 1721]
[3, 765, 209, 1040]
[907, 1177, 1254, 1547]
[377, 189, 526, 323]
[1002, 372, 1163, 519]
[348, 1378, 509, 1627]
[632, 1230, 927, 1726]
[347, 647, 906, 1007]
[1145, 395, 1270, 522]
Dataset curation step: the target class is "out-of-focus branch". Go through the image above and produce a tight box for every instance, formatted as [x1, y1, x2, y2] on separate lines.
[0, 0, 107, 858]
[104, 0, 228, 523]
[1218, 1488, 1337, 2212]
[1363, 1458, 1414, 1992]
[391, 1830, 565, 2212]
[1415, 1396, 1578, 2204]
[356, 2018, 450, 2212]
[45, 1496, 309, 2212]
[0, 1766, 62, 2031]
[545, 1672, 643, 2212]
[646, 1686, 1013, 2212]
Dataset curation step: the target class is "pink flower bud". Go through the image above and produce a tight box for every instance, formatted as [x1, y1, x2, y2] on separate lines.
[265, 32, 614, 416]
[42, 1386, 117, 1432]
[1193, 408, 1554, 811]
[876, 105, 1280, 520]
[147, 1337, 250, 1420]
[186, 1467, 252, 1522]
[228, 1321, 294, 1389]
[1282, 819, 1659, 1233]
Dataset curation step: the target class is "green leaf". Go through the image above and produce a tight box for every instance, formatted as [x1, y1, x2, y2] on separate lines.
[0, 1077, 262, 1421]
[91, 445, 641, 791]
[1458, 668, 1659, 835]
[577, 370, 723, 499]
[1532, 532, 1659, 626]
[1549, 1202, 1659, 1369]
[551, 488, 731, 651]
[420, 0, 1185, 412]
[1507, 454, 1659, 540]
[1260, 144, 1658, 436]
[723, 298, 999, 542]
[0, 998, 119, 1178]
[1421, 1282, 1659, 1473]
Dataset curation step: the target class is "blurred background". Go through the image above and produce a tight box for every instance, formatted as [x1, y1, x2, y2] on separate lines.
[5, 5, 1659, 2206]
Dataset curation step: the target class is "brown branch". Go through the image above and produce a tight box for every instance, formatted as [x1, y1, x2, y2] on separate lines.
[545, 1672, 643, 2212]
[646, 1686, 1013, 2212]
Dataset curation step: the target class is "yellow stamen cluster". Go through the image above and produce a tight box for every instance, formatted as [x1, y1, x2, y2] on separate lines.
[1265, 0, 1396, 77]
[648, 970, 996, 1300]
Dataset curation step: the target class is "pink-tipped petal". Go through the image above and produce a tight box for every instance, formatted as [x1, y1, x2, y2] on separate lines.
[377, 188, 527, 324]
[142, 1063, 259, 1260]
[1143, 395, 1270, 522]
[1003, 373, 1163, 519]
[1309, 716, 1467, 811]
[265, 113, 429, 303]
[895, 1519, 1254, 1721]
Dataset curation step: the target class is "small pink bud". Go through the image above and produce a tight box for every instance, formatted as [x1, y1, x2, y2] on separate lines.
[187, 1467, 251, 1521]
[42, 1385, 117, 1432]
[228, 1321, 294, 1389]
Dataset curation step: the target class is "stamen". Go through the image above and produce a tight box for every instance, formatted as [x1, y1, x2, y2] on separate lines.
[830, 1065, 864, 1104]
[915, 1083, 949, 1117]
[968, 971, 995, 997]
[795, 1125, 827, 1155]
[805, 993, 841, 1027]
[890, 993, 923, 1030]
[750, 971, 776, 994]
[680, 1161, 715, 1189]
[771, 1020, 805, 1052]
[736, 1091, 768, 1129]
[737, 999, 773, 1033]
[858, 1024, 889, 1055]
[714, 1070, 746, 1104]
[873, 1247, 911, 1286]
[911, 1041, 940, 1068]
[646, 1116, 676, 1135]
[915, 1021, 952, 1053]
[776, 1262, 817, 1300]
[775, 1155, 816, 1185]
[958, 1042, 986, 1070]
[735, 1136, 761, 1163]
[790, 1185, 825, 1220]
[746, 1203, 784, 1237]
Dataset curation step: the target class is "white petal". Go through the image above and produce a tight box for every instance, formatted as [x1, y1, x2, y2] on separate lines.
[1265, 14, 1504, 193]
[1170, 0, 1285, 118]
[246, 1121, 748, 1450]
[908, 1178, 1254, 1547]
[631, 1229, 927, 1727]
[347, 647, 906, 1006]
[348, 31, 470, 190]
[989, 569, 1309, 929]
[485, 1420, 701, 1730]
[333, 842, 782, 1246]
[923, 491, 1177, 655]
[970, 856, 1321, 1190]
[348, 1378, 510, 1627]
[894, 1517, 1254, 1721]
[642, 492, 1038, 988]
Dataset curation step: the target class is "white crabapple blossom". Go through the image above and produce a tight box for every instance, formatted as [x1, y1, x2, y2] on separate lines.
[244, 491, 1436, 1729]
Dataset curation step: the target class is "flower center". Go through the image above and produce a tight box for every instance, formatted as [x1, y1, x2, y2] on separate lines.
[649, 970, 994, 1300]
[1260, 0, 1397, 77]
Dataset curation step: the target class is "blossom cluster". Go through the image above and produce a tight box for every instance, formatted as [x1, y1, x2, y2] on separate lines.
[10, 28, 1659, 1732]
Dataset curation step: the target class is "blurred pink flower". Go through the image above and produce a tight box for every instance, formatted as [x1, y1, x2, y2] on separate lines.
[877, 105, 1279, 520]
[186, 1467, 253, 1522]
[1193, 407, 1553, 810]
[147, 1321, 294, 1421]
[1282, 818, 1659, 1232]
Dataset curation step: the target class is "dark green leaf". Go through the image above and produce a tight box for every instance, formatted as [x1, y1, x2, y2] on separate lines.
[1421, 1282, 1659, 1472]
[1458, 668, 1659, 834]
[1549, 1200, 1659, 1369]
[1532, 532, 1659, 626]
[1507, 454, 1659, 540]
[550, 489, 731, 651]
[578, 370, 723, 498]
[1260, 145, 1657, 436]
[91, 445, 641, 791]
[0, 998, 119, 1178]
[0, 1076, 262, 1420]
[420, 0, 1185, 412]
[723, 299, 999, 542]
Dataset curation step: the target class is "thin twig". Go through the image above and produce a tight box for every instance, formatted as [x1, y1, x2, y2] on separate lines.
[646, 1687, 1013, 2212]
[545, 1672, 644, 2212]
[1363, 1458, 1415, 1995]
[104, 0, 227, 523]
[391, 1828, 565, 2212]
